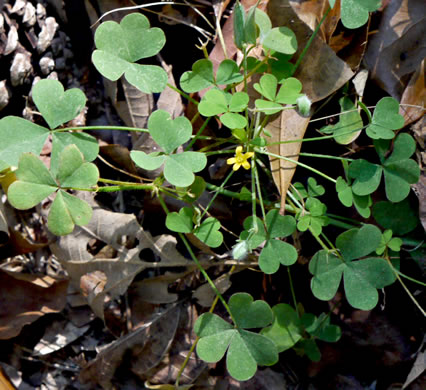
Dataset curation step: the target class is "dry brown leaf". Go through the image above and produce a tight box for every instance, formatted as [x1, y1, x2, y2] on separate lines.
[50, 195, 191, 320]
[33, 318, 90, 356]
[80, 304, 181, 390]
[0, 270, 68, 339]
[399, 59, 425, 126]
[290, 0, 341, 43]
[364, 0, 426, 99]
[193, 273, 232, 307]
[145, 303, 205, 386]
[266, 111, 310, 212]
[268, 0, 354, 103]
[264, 0, 353, 209]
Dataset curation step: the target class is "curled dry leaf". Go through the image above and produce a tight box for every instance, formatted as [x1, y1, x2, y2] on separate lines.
[0, 270, 68, 339]
[290, 0, 341, 43]
[144, 303, 205, 386]
[80, 304, 181, 389]
[50, 194, 191, 320]
[33, 318, 90, 356]
[364, 0, 426, 99]
[265, 0, 353, 210]
[399, 59, 425, 126]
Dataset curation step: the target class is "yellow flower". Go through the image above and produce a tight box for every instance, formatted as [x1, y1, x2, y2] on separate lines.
[227, 146, 254, 171]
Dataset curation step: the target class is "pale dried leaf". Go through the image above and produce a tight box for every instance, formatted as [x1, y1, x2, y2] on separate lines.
[145, 303, 205, 386]
[364, 0, 426, 99]
[403, 350, 425, 389]
[50, 194, 190, 319]
[399, 59, 425, 126]
[352, 69, 369, 99]
[33, 319, 90, 355]
[290, 0, 341, 43]
[262, 0, 353, 208]
[80, 304, 181, 390]
[268, 0, 354, 103]
[193, 273, 231, 307]
[0, 270, 68, 339]
[266, 110, 310, 212]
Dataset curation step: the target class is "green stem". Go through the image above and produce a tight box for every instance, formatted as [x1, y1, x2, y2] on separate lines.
[253, 159, 267, 222]
[201, 170, 234, 219]
[385, 257, 426, 316]
[287, 267, 299, 317]
[299, 152, 354, 162]
[393, 268, 426, 287]
[57, 125, 149, 133]
[185, 116, 212, 150]
[157, 196, 236, 323]
[267, 125, 368, 146]
[166, 83, 199, 106]
[258, 150, 337, 184]
[291, 7, 331, 75]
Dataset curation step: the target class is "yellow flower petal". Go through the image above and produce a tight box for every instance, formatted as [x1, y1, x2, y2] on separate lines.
[235, 146, 243, 155]
[227, 157, 236, 165]
[233, 163, 241, 171]
[242, 160, 251, 170]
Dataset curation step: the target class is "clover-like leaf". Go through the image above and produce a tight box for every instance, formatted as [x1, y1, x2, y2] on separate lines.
[262, 27, 297, 54]
[0, 117, 49, 168]
[261, 304, 302, 352]
[198, 89, 228, 116]
[302, 313, 341, 343]
[129, 151, 166, 170]
[50, 132, 99, 178]
[382, 133, 419, 202]
[259, 240, 298, 273]
[195, 293, 277, 381]
[7, 145, 98, 236]
[229, 293, 274, 329]
[349, 134, 419, 202]
[254, 74, 303, 115]
[376, 229, 402, 255]
[32, 79, 87, 130]
[148, 110, 192, 154]
[336, 176, 372, 218]
[310, 224, 396, 310]
[166, 207, 194, 233]
[265, 209, 296, 239]
[215, 60, 244, 85]
[373, 199, 419, 235]
[366, 97, 405, 139]
[336, 224, 382, 261]
[48, 190, 93, 236]
[57, 144, 99, 188]
[297, 198, 328, 236]
[193, 217, 223, 248]
[164, 152, 207, 187]
[180, 59, 243, 93]
[321, 97, 363, 144]
[341, 0, 381, 29]
[349, 159, 382, 196]
[256, 210, 297, 274]
[198, 90, 248, 129]
[7, 153, 57, 209]
[92, 13, 167, 93]
[275, 78, 303, 104]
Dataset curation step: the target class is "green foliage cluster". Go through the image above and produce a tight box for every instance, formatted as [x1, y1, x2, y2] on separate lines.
[0, 2, 422, 383]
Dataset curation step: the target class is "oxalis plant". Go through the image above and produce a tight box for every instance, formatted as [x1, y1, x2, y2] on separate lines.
[0, 0, 424, 384]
